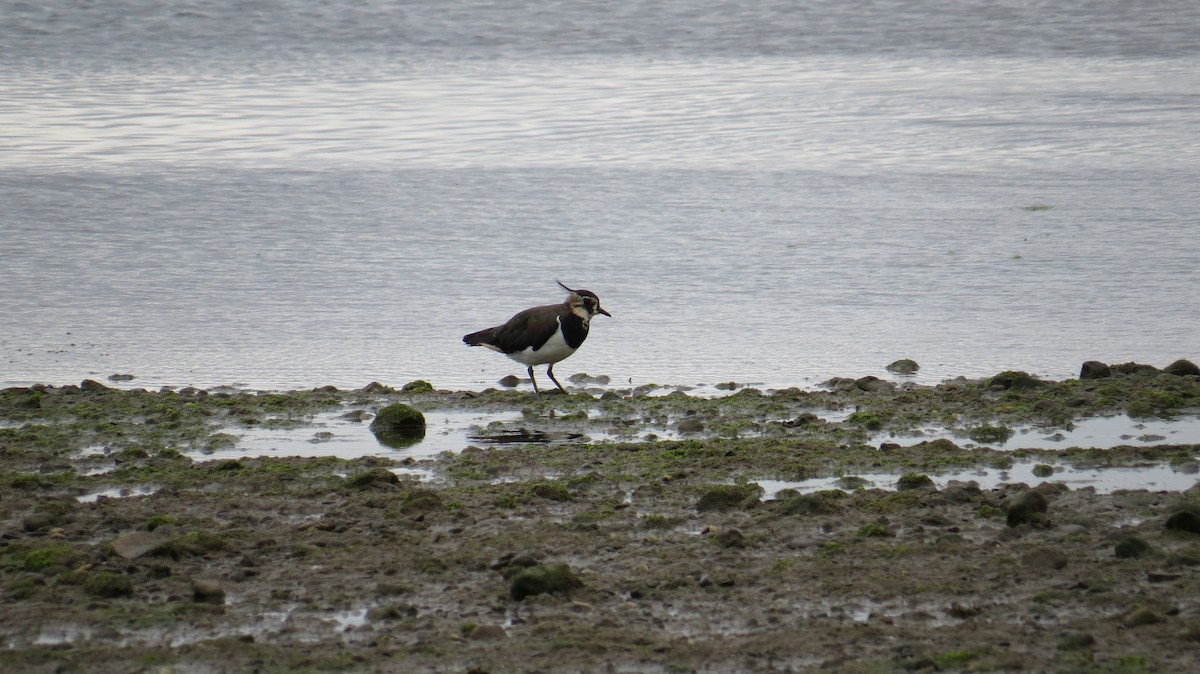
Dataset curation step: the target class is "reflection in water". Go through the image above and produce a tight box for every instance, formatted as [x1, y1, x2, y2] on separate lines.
[180, 409, 1200, 494]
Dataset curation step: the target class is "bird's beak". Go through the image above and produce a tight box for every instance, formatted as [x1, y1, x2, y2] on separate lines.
[598, 307, 612, 317]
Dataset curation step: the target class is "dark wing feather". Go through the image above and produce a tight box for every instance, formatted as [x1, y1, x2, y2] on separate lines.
[464, 304, 563, 354]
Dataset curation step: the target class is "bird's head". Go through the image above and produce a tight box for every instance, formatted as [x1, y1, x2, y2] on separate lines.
[557, 280, 612, 320]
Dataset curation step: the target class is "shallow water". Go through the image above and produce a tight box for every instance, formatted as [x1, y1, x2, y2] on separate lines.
[157, 407, 1200, 494]
[757, 461, 1200, 498]
[884, 413, 1200, 450]
[3, 1, 1199, 393]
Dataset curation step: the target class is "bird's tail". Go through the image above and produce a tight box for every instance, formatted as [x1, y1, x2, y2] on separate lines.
[463, 328, 496, 346]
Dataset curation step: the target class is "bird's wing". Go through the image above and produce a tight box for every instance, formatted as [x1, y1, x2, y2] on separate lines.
[490, 304, 562, 354]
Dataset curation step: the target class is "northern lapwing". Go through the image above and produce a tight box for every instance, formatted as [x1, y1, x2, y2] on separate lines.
[463, 281, 611, 393]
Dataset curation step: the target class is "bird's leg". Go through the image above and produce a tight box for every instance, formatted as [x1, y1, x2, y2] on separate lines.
[527, 365, 541, 394]
[546, 364, 568, 394]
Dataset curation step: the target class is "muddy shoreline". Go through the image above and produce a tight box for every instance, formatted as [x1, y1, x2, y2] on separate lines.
[3, 367, 1200, 673]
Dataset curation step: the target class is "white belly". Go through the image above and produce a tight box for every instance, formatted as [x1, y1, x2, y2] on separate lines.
[507, 325, 577, 366]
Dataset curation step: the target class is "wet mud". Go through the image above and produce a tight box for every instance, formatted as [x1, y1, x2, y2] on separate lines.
[2, 368, 1200, 672]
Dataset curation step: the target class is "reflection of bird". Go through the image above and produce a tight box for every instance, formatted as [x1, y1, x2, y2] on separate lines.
[463, 281, 611, 393]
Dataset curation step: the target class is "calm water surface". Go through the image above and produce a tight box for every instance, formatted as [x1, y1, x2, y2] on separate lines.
[3, 1, 1199, 391]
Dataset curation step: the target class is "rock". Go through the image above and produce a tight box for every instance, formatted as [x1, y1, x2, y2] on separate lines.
[696, 484, 762, 512]
[360, 381, 395, 394]
[1032, 400, 1060, 416]
[775, 492, 841, 516]
[1022, 547, 1068, 570]
[22, 512, 60, 533]
[369, 403, 426, 448]
[491, 552, 542, 579]
[108, 373, 135, 381]
[854, 376, 895, 393]
[370, 403, 425, 433]
[886, 359, 920, 374]
[1164, 359, 1200, 377]
[111, 531, 170, 560]
[367, 604, 418, 621]
[985, 371, 1045, 391]
[1111, 362, 1160, 375]
[468, 624, 508, 640]
[568, 373, 610, 385]
[84, 572, 133, 598]
[1032, 464, 1055, 478]
[80, 379, 111, 392]
[497, 375, 521, 388]
[1165, 507, 1200, 534]
[401, 379, 434, 392]
[822, 377, 857, 391]
[715, 529, 747, 548]
[1079, 361, 1111, 380]
[676, 416, 706, 434]
[346, 467, 400, 489]
[782, 413, 820, 428]
[896, 473, 936, 491]
[1005, 490, 1048, 527]
[833, 476, 871, 490]
[941, 480, 983, 503]
[192, 578, 226, 604]
[509, 563, 582, 601]
[1114, 536, 1153, 559]
[1122, 606, 1165, 628]
[1057, 633, 1096, 651]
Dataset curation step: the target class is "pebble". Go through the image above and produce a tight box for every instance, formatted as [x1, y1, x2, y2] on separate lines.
[192, 578, 226, 605]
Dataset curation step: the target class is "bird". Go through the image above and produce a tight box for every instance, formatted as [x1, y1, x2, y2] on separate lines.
[463, 281, 611, 394]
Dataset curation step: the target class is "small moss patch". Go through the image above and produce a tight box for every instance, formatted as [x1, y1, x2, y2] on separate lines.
[696, 484, 762, 512]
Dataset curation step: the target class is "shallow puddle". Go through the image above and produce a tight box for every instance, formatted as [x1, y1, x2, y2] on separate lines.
[882, 413, 1200, 450]
[756, 459, 1200, 498]
[75, 485, 160, 503]
[176, 408, 1200, 495]
[199, 409, 527, 463]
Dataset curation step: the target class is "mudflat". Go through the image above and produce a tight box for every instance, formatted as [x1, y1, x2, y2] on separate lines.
[3, 366, 1200, 673]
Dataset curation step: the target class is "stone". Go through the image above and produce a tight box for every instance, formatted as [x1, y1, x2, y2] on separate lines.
[80, 379, 111, 392]
[676, 416, 706, 434]
[1079, 361, 1111, 380]
[696, 484, 761, 512]
[509, 563, 582, 601]
[367, 604, 418, 621]
[192, 578, 226, 604]
[1121, 606, 1164, 628]
[1114, 536, 1153, 559]
[1005, 490, 1048, 527]
[897, 473, 936, 491]
[1032, 464, 1055, 478]
[111, 531, 170, 560]
[1057, 633, 1096, 651]
[84, 572, 133, 598]
[886, 359, 920, 374]
[1163, 359, 1200, 376]
[1022, 547, 1068, 570]
[1165, 508, 1200, 534]
[497, 374, 521, 387]
[715, 529, 747, 548]
[369, 403, 426, 448]
[854, 376, 895, 393]
[985, 371, 1044, 391]
[346, 467, 400, 489]
[468, 624, 508, 640]
[775, 492, 840, 516]
[1111, 362, 1159, 375]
